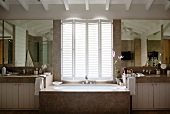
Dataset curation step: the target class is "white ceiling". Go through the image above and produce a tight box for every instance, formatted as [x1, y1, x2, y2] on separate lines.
[0, 0, 169, 11]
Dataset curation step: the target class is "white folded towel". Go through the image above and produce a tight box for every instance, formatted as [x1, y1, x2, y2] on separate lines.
[127, 77, 136, 95]
[34, 77, 44, 96]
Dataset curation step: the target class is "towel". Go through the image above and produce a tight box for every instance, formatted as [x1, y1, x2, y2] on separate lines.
[127, 77, 136, 95]
[34, 77, 44, 96]
[26, 50, 34, 67]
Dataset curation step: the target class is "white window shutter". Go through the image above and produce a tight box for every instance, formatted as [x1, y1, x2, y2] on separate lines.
[62, 23, 73, 78]
[88, 23, 99, 79]
[75, 22, 86, 78]
[62, 20, 112, 80]
[101, 22, 112, 78]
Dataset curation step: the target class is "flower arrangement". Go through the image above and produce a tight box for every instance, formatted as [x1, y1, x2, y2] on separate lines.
[112, 51, 123, 78]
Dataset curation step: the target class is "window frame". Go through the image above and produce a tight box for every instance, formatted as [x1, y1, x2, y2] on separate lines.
[61, 20, 113, 81]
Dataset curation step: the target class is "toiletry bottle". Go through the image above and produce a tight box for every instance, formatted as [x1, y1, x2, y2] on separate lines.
[34, 68, 38, 75]
[2, 67, 6, 75]
[39, 68, 42, 74]
[23, 69, 25, 74]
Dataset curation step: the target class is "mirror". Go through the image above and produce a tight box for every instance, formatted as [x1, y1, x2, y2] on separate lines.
[162, 21, 170, 64]
[0, 20, 53, 67]
[0, 20, 14, 65]
[121, 20, 170, 67]
[147, 31, 161, 67]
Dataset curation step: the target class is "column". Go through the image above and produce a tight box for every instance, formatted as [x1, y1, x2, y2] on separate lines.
[53, 20, 61, 81]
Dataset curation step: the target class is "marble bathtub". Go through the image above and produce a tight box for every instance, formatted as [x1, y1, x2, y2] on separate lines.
[51, 84, 127, 92]
[39, 84, 130, 114]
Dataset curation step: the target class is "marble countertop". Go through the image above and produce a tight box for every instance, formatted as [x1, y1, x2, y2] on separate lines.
[40, 84, 130, 92]
[0, 74, 39, 83]
[0, 74, 39, 78]
[143, 74, 170, 77]
[136, 74, 170, 83]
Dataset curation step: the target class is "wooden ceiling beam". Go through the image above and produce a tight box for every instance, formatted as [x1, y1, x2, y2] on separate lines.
[106, 0, 110, 10]
[63, 0, 69, 10]
[18, 0, 29, 11]
[126, 0, 133, 10]
[0, 0, 9, 10]
[146, 0, 154, 10]
[40, 0, 48, 10]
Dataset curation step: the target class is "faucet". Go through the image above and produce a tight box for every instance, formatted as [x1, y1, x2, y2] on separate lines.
[85, 75, 88, 84]
[149, 69, 151, 74]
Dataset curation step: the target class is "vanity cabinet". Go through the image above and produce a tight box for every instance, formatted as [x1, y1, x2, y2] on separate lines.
[132, 83, 170, 110]
[132, 84, 138, 109]
[166, 83, 170, 108]
[0, 83, 38, 109]
[0, 83, 2, 108]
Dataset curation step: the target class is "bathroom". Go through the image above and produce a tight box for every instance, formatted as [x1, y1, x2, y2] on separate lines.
[0, 0, 170, 114]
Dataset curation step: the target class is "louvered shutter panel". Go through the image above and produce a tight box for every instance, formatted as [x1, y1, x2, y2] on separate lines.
[62, 23, 73, 79]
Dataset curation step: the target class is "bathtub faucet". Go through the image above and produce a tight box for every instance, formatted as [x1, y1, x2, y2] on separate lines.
[85, 75, 88, 84]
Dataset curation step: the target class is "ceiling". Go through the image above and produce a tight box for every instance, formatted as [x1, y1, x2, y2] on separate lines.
[0, 0, 170, 11]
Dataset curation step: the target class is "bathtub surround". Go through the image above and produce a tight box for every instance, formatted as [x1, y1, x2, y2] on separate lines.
[113, 19, 121, 82]
[53, 20, 61, 81]
[40, 92, 130, 114]
[39, 85, 130, 114]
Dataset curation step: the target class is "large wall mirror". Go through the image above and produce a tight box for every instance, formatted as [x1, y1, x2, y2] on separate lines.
[121, 20, 170, 67]
[0, 20, 14, 65]
[0, 20, 53, 67]
[162, 22, 170, 64]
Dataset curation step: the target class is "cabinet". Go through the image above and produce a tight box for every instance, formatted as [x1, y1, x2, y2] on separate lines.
[132, 83, 170, 109]
[132, 84, 138, 109]
[0, 83, 1, 108]
[166, 83, 170, 108]
[0, 83, 38, 109]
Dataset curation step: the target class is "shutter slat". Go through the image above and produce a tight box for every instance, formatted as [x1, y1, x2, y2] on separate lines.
[75, 22, 86, 78]
[88, 23, 99, 78]
[101, 23, 112, 78]
[62, 23, 73, 77]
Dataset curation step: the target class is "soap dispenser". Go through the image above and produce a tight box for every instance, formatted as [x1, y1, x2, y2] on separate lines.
[2, 67, 6, 76]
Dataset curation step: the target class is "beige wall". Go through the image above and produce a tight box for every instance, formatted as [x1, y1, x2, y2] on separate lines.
[0, 5, 169, 20]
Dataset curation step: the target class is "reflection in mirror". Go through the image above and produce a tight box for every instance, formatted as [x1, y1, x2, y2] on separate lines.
[162, 21, 170, 64]
[0, 20, 2, 64]
[121, 20, 169, 67]
[2, 20, 53, 67]
[147, 32, 161, 67]
[0, 20, 14, 65]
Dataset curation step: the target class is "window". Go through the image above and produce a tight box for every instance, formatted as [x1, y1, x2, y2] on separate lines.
[62, 20, 112, 80]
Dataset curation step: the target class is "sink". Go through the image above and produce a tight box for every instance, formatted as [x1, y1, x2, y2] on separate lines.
[12, 72, 19, 75]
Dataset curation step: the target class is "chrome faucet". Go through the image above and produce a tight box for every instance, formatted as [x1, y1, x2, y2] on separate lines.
[85, 75, 88, 84]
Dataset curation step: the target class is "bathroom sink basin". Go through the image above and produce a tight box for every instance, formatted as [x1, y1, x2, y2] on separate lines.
[53, 81, 62, 86]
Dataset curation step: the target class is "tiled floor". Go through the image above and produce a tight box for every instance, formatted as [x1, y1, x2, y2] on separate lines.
[132, 110, 170, 114]
[0, 110, 170, 114]
[0, 110, 39, 114]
